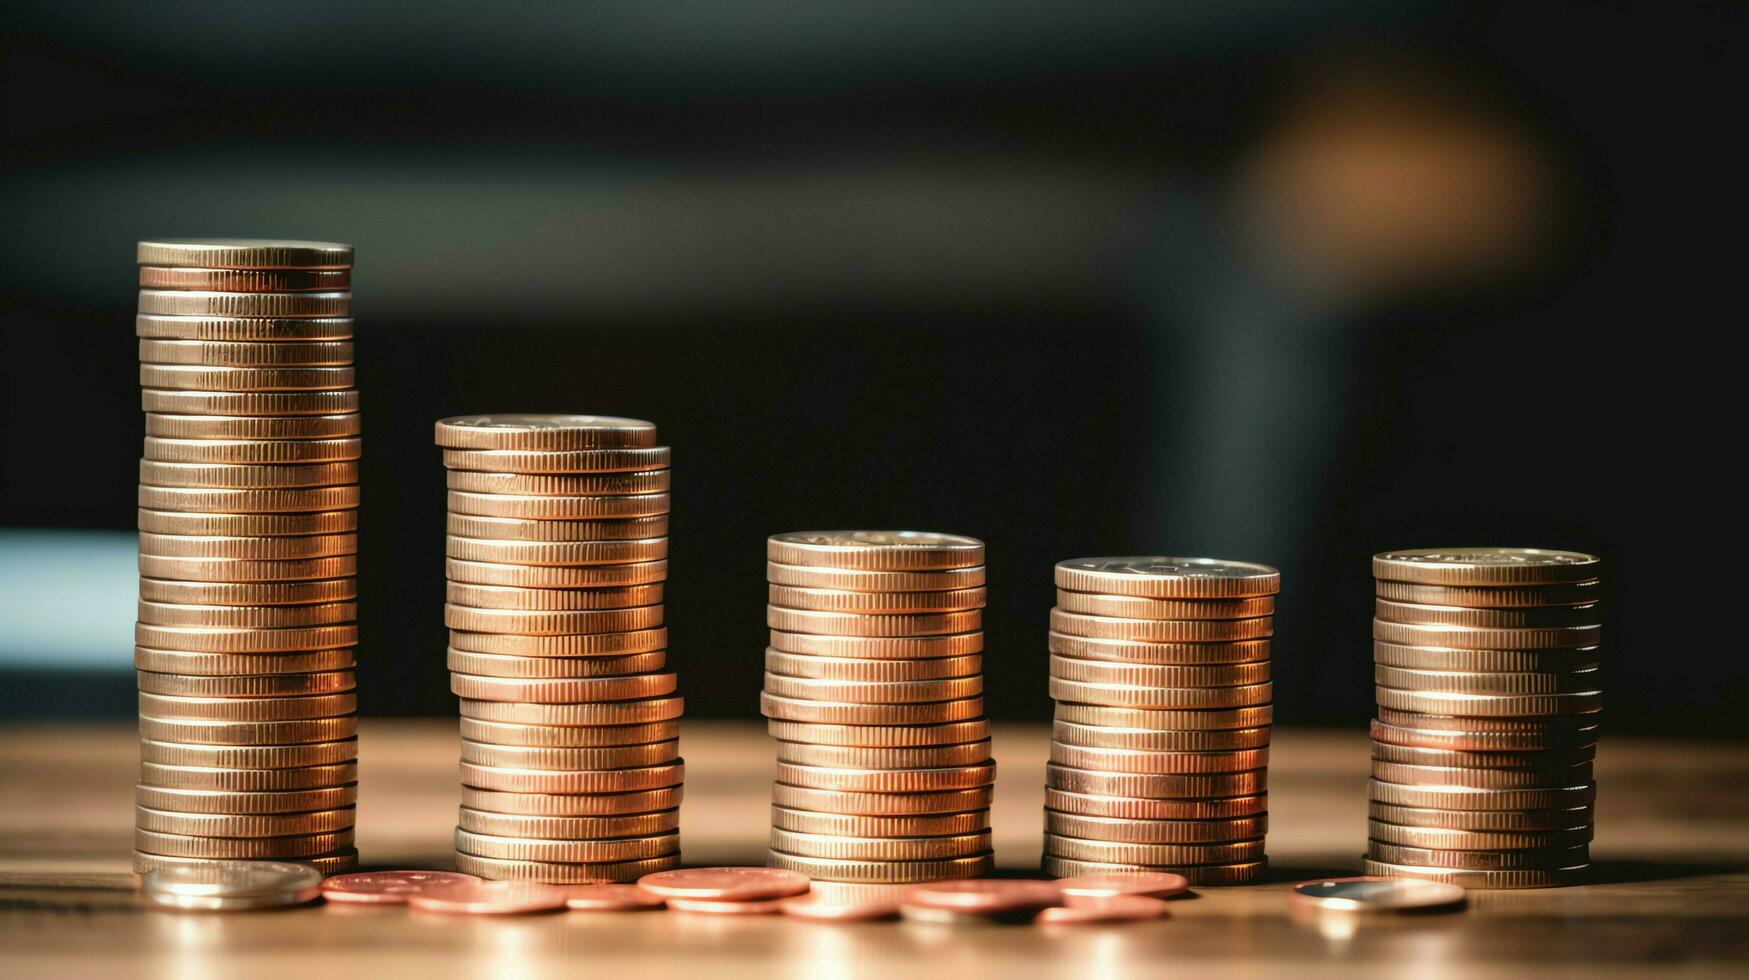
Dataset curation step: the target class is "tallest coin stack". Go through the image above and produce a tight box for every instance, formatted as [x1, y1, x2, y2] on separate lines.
[133, 239, 360, 876]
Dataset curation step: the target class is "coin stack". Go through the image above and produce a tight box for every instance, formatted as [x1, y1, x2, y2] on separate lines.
[436, 415, 682, 883]
[1041, 557, 1279, 886]
[1365, 548, 1602, 888]
[133, 238, 360, 877]
[761, 531, 995, 884]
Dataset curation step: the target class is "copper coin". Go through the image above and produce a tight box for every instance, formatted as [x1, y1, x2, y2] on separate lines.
[461, 786, 683, 817]
[136, 783, 357, 815]
[139, 761, 357, 792]
[458, 761, 684, 794]
[1055, 703, 1274, 731]
[1371, 743, 1595, 770]
[447, 627, 667, 657]
[1052, 722, 1271, 752]
[139, 485, 359, 514]
[1047, 678, 1273, 710]
[667, 897, 785, 915]
[137, 692, 356, 721]
[770, 828, 992, 861]
[775, 740, 991, 770]
[1048, 632, 1271, 665]
[558, 883, 666, 910]
[765, 719, 989, 748]
[443, 603, 665, 636]
[1367, 778, 1597, 811]
[445, 514, 669, 542]
[457, 697, 684, 726]
[452, 853, 680, 884]
[1051, 871, 1190, 898]
[774, 761, 995, 793]
[135, 805, 355, 838]
[1374, 599, 1601, 629]
[139, 266, 350, 290]
[1045, 788, 1269, 821]
[766, 562, 986, 592]
[446, 469, 670, 496]
[768, 630, 984, 660]
[1043, 834, 1265, 866]
[445, 582, 663, 611]
[767, 585, 987, 614]
[134, 827, 353, 859]
[1045, 765, 1267, 800]
[1053, 557, 1280, 599]
[904, 879, 1062, 913]
[434, 414, 658, 451]
[637, 866, 811, 900]
[446, 557, 669, 589]
[458, 808, 678, 841]
[137, 509, 358, 536]
[772, 784, 993, 816]
[449, 672, 676, 704]
[1049, 744, 1269, 775]
[1372, 620, 1601, 651]
[1366, 841, 1589, 871]
[440, 446, 670, 474]
[459, 739, 679, 770]
[759, 692, 984, 726]
[1055, 591, 1274, 620]
[446, 491, 670, 521]
[141, 389, 359, 417]
[1371, 641, 1599, 673]
[1371, 549, 1600, 586]
[766, 532, 985, 571]
[458, 718, 677, 747]
[407, 879, 568, 914]
[1374, 580, 1600, 608]
[454, 828, 679, 864]
[762, 673, 982, 705]
[766, 607, 981, 638]
[138, 737, 357, 769]
[1048, 656, 1270, 688]
[1367, 820, 1593, 851]
[137, 313, 353, 341]
[1370, 760, 1593, 789]
[1050, 609, 1272, 643]
[1368, 801, 1594, 832]
[444, 535, 667, 567]
[780, 889, 901, 921]
[1360, 857, 1588, 889]
[1044, 811, 1267, 845]
[137, 576, 356, 607]
[135, 671, 355, 698]
[1036, 894, 1171, 924]
[763, 650, 981, 682]
[1041, 856, 1266, 886]
[322, 871, 480, 904]
[135, 648, 357, 676]
[1375, 687, 1602, 717]
[137, 714, 357, 746]
[133, 623, 359, 654]
[139, 555, 357, 584]
[768, 851, 993, 884]
[447, 649, 666, 680]
[1374, 665, 1602, 695]
[138, 532, 358, 560]
[139, 363, 354, 390]
[770, 806, 989, 838]
[144, 434, 359, 463]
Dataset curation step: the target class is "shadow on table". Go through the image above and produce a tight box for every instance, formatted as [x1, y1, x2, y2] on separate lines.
[1584, 858, 1749, 885]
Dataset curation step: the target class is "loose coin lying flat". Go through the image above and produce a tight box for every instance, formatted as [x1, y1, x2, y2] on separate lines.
[141, 860, 324, 911]
[1036, 894, 1171, 924]
[1290, 876, 1466, 913]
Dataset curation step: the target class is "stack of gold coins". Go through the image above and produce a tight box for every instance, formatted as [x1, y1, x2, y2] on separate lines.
[1365, 548, 1602, 888]
[761, 531, 994, 883]
[436, 415, 681, 883]
[1041, 557, 1279, 886]
[133, 239, 360, 876]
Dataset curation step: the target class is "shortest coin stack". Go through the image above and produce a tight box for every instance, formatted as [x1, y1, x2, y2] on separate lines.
[762, 531, 995, 884]
[1042, 557, 1280, 886]
[1366, 548, 1603, 889]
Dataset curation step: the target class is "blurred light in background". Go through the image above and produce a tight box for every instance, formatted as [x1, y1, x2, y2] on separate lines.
[0, 530, 134, 670]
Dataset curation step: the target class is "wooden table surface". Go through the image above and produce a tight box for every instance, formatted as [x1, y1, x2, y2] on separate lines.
[2, 721, 1746, 977]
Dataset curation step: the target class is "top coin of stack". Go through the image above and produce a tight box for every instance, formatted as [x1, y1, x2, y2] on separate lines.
[133, 239, 360, 877]
[435, 415, 682, 884]
[762, 531, 996, 884]
[1365, 548, 1603, 889]
[1042, 557, 1280, 886]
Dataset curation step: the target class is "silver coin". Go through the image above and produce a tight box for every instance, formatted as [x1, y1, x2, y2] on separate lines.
[141, 860, 323, 911]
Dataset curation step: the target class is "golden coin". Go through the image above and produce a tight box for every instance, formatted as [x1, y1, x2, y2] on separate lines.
[1360, 857, 1586, 889]
[146, 412, 361, 441]
[135, 827, 354, 859]
[139, 761, 358, 791]
[136, 805, 355, 838]
[445, 535, 667, 566]
[138, 313, 353, 341]
[139, 484, 359, 513]
[1055, 591, 1275, 620]
[761, 673, 982, 704]
[1050, 609, 1272, 642]
[434, 414, 657, 451]
[1374, 579, 1602, 608]
[446, 558, 667, 589]
[1368, 820, 1592, 851]
[1371, 743, 1594, 769]
[136, 670, 356, 698]
[763, 650, 980, 682]
[139, 577, 356, 607]
[138, 532, 357, 560]
[1373, 707, 1600, 737]
[143, 436, 361, 464]
[138, 555, 357, 583]
[133, 623, 358, 653]
[136, 783, 356, 815]
[1048, 655, 1269, 688]
[458, 697, 684, 726]
[767, 585, 986, 614]
[766, 532, 985, 571]
[446, 649, 666, 679]
[1367, 778, 1596, 811]
[136, 599, 355, 627]
[461, 786, 683, 817]
[445, 514, 668, 542]
[139, 339, 353, 366]
[1369, 718, 1599, 753]
[458, 761, 684, 794]
[137, 692, 355, 721]
[767, 630, 983, 659]
[459, 718, 677, 747]
[454, 828, 679, 864]
[138, 461, 358, 491]
[1374, 665, 1602, 695]
[1047, 632, 1270, 665]
[449, 672, 677, 703]
[138, 714, 357, 745]
[1366, 841, 1588, 871]
[774, 741, 992, 769]
[134, 646, 355, 675]
[765, 719, 989, 748]
[769, 828, 991, 862]
[771, 784, 993, 816]
[1368, 801, 1594, 832]
[141, 388, 359, 416]
[1375, 687, 1603, 717]
[1372, 641, 1599, 673]
[765, 851, 992, 884]
[773, 762, 995, 793]
[1049, 743, 1269, 775]
[137, 289, 350, 318]
[1043, 834, 1264, 866]
[759, 692, 983, 725]
[137, 738, 357, 769]
[445, 582, 661, 611]
[1048, 678, 1273, 710]
[1046, 764, 1266, 799]
[769, 806, 988, 838]
[447, 491, 669, 521]
[1374, 599, 1601, 630]
[1054, 702, 1274, 730]
[1052, 721, 1271, 752]
[447, 628, 667, 657]
[1044, 810, 1267, 844]
[1372, 549, 1600, 586]
[443, 603, 663, 635]
[139, 363, 355, 391]
[137, 509, 358, 537]
[1045, 788, 1269, 820]
[765, 563, 985, 592]
[1375, 618, 1607, 651]
[446, 469, 670, 496]
[441, 446, 669, 474]
[457, 807, 679, 840]
[1053, 557, 1280, 599]
[139, 266, 350, 290]
[452, 852, 679, 884]
[459, 739, 680, 770]
[1371, 760, 1592, 789]
[765, 607, 980, 637]
[137, 239, 354, 269]
[1042, 855, 1266, 886]
[133, 848, 359, 877]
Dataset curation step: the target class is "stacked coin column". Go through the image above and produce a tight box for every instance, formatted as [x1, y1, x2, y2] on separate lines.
[1366, 548, 1602, 888]
[1042, 557, 1280, 886]
[436, 415, 682, 883]
[133, 238, 360, 876]
[761, 531, 994, 884]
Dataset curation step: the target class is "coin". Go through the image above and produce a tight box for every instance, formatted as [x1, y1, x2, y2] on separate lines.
[1367, 820, 1593, 850]
[765, 719, 990, 747]
[143, 437, 361, 465]
[448, 627, 667, 657]
[135, 648, 357, 676]
[451, 853, 680, 884]
[557, 883, 666, 910]
[759, 692, 984, 725]
[780, 889, 901, 921]
[407, 878, 569, 913]
[132, 848, 358, 877]
[766, 563, 986, 592]
[446, 649, 665, 679]
[773, 762, 995, 793]
[772, 784, 993, 816]
[1371, 760, 1593, 789]
[767, 532, 985, 571]
[1048, 743, 1268, 775]
[458, 697, 684, 726]
[454, 828, 679, 863]
[459, 739, 680, 770]
[139, 485, 360, 513]
[1047, 678, 1273, 710]
[441, 447, 670, 474]
[446, 558, 669, 589]
[1367, 779, 1596, 811]
[1050, 609, 1272, 643]
[1054, 703, 1274, 731]
[1374, 707, 1600, 738]
[137, 784, 357, 815]
[768, 585, 987, 614]
[1045, 764, 1266, 799]
[765, 851, 993, 884]
[458, 718, 677, 747]
[1375, 687, 1603, 717]
[769, 828, 992, 861]
[1048, 656, 1270, 688]
[1372, 549, 1601, 586]
[769, 806, 989, 838]
[145, 413, 362, 442]
[1371, 743, 1594, 769]
[137, 509, 358, 537]
[137, 715, 357, 745]
[141, 389, 360, 416]
[774, 741, 992, 769]
[1371, 641, 1599, 673]
[445, 514, 669, 542]
[665, 896, 785, 914]
[140, 266, 350, 290]
[1372, 620, 1602, 650]
[138, 738, 357, 769]
[443, 604, 664, 635]
[1052, 721, 1271, 752]
[637, 866, 811, 900]
[140, 363, 355, 392]
[903, 879, 1063, 912]
[1042, 855, 1266, 885]
[137, 289, 351, 318]
[1055, 591, 1275, 620]
[766, 607, 981, 637]
[134, 827, 353, 859]
[434, 415, 658, 451]
[457, 808, 679, 840]
[140, 339, 353, 367]
[447, 491, 670, 521]
[1036, 894, 1171, 924]
[1360, 857, 1587, 889]
[137, 598, 356, 628]
[445, 536, 668, 566]
[1374, 599, 1601, 629]
[138, 532, 357, 561]
[135, 805, 355, 838]
[134, 624, 358, 654]
[461, 786, 684, 817]
[1044, 788, 1269, 820]
[1368, 801, 1594, 832]
[139, 460, 359, 490]
[1289, 877, 1466, 913]
[1374, 580, 1601, 608]
[322, 870, 480, 904]
[1374, 665, 1602, 695]
[137, 692, 356, 720]
[764, 650, 981, 682]
[138, 314, 353, 341]
[139, 761, 357, 792]
[457, 761, 684, 794]
[1366, 841, 1589, 871]
[446, 469, 670, 496]
[141, 860, 324, 911]
[1048, 632, 1271, 665]
[1044, 811, 1267, 844]
[1052, 871, 1189, 898]
[1043, 834, 1265, 866]
[445, 582, 661, 611]
[762, 673, 982, 704]
[138, 239, 353, 269]
[767, 630, 984, 659]
[449, 672, 676, 703]
[1053, 557, 1280, 599]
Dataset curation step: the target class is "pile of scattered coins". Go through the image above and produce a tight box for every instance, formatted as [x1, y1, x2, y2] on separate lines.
[1042, 557, 1279, 885]
[133, 239, 361, 876]
[436, 415, 682, 882]
[1365, 548, 1602, 888]
[760, 531, 995, 883]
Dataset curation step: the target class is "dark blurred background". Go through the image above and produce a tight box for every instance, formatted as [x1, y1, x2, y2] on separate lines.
[2, 2, 1741, 734]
